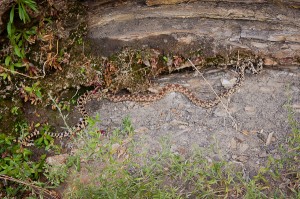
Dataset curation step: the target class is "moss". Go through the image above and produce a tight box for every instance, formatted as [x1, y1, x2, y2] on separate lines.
[205, 54, 226, 65]
[0, 98, 26, 135]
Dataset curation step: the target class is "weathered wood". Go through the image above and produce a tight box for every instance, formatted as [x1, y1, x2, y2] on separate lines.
[86, 0, 300, 65]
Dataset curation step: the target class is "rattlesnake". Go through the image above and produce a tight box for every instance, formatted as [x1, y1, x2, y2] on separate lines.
[16, 59, 263, 146]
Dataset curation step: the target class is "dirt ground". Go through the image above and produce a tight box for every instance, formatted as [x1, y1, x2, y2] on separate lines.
[79, 0, 300, 179]
[83, 66, 300, 177]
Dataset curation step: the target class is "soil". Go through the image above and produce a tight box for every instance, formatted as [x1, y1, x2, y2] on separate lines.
[1, 0, 300, 196]
[83, 66, 300, 177]
[42, 1, 300, 193]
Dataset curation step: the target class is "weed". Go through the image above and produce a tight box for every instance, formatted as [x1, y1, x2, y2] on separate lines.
[20, 81, 43, 105]
[62, 110, 300, 198]
[10, 106, 20, 115]
[34, 124, 55, 150]
[0, 133, 46, 180]
[43, 164, 68, 187]
[1, 0, 38, 81]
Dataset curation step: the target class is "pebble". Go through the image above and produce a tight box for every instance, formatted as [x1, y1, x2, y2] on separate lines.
[230, 138, 237, 150]
[221, 78, 237, 89]
[263, 57, 278, 66]
[239, 143, 249, 153]
[258, 151, 268, 158]
[292, 104, 300, 113]
[46, 154, 69, 166]
[244, 106, 256, 114]
[236, 155, 248, 162]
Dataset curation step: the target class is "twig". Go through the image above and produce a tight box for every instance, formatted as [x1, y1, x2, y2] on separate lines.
[48, 93, 71, 132]
[188, 59, 237, 128]
[71, 87, 80, 99]
[0, 175, 60, 199]
[0, 65, 43, 79]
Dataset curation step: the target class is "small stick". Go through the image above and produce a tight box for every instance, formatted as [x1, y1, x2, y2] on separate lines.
[188, 59, 237, 128]
[48, 93, 71, 132]
[0, 174, 61, 199]
[0, 65, 43, 79]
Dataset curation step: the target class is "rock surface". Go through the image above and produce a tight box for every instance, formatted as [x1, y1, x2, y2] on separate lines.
[85, 66, 300, 175]
[85, 0, 300, 65]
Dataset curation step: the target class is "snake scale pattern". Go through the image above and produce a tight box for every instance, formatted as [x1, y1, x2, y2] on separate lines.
[16, 59, 263, 146]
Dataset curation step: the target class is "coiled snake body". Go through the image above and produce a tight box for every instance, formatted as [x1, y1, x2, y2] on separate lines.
[16, 59, 263, 146]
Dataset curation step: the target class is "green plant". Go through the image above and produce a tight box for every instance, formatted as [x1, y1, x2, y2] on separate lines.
[122, 116, 134, 135]
[43, 164, 68, 187]
[0, 133, 46, 197]
[20, 81, 43, 104]
[1, 0, 38, 81]
[0, 134, 46, 180]
[10, 106, 20, 115]
[63, 112, 300, 198]
[57, 101, 71, 112]
[13, 121, 30, 140]
[34, 124, 54, 150]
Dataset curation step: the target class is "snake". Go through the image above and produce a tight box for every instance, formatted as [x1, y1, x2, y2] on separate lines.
[16, 58, 263, 146]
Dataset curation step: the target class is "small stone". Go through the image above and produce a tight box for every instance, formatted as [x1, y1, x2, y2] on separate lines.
[230, 138, 237, 150]
[244, 106, 256, 114]
[264, 57, 277, 66]
[135, 127, 149, 134]
[178, 125, 187, 129]
[221, 78, 237, 89]
[266, 132, 275, 146]
[259, 151, 268, 158]
[239, 143, 249, 153]
[236, 155, 248, 162]
[292, 104, 300, 113]
[46, 154, 69, 166]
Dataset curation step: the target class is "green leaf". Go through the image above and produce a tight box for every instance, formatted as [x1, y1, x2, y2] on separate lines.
[33, 81, 40, 87]
[21, 4, 30, 22]
[24, 86, 32, 92]
[5, 56, 11, 66]
[36, 137, 43, 145]
[14, 62, 23, 67]
[9, 6, 15, 23]
[44, 138, 49, 146]
[14, 45, 22, 57]
[24, 0, 38, 12]
[0, 73, 7, 80]
[15, 33, 21, 41]
[40, 154, 46, 160]
[7, 22, 12, 37]
[18, 4, 25, 23]
[9, 64, 15, 72]
[18, 39, 23, 47]
[21, 48, 25, 58]
[35, 90, 42, 98]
